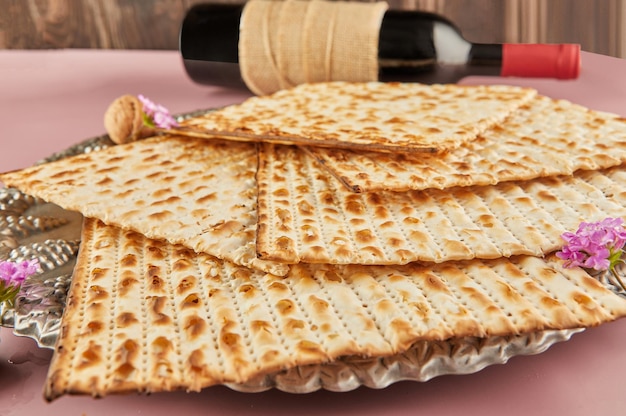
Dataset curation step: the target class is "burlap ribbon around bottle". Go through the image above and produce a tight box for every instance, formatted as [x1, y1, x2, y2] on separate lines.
[239, 0, 389, 95]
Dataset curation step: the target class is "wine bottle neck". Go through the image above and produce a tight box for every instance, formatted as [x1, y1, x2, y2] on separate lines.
[379, 10, 504, 65]
[432, 21, 472, 65]
[468, 44, 503, 66]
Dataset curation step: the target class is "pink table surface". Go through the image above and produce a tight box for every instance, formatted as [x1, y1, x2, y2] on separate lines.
[1, 49, 626, 416]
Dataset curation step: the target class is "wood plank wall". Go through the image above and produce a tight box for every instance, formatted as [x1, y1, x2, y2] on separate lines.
[0, 0, 623, 58]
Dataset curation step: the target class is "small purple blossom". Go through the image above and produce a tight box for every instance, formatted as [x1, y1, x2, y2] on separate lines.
[138, 94, 178, 129]
[556, 217, 626, 271]
[0, 259, 40, 305]
[0, 259, 40, 286]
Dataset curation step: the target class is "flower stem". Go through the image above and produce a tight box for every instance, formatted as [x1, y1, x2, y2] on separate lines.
[610, 267, 626, 292]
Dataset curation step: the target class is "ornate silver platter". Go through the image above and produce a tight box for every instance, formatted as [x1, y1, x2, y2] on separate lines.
[0, 119, 613, 393]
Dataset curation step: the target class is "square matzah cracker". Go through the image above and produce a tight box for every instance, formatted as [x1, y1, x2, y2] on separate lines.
[0, 136, 288, 276]
[305, 95, 626, 192]
[256, 144, 626, 265]
[178, 82, 537, 153]
[45, 218, 626, 400]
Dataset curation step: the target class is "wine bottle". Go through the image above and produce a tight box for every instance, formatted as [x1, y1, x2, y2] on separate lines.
[179, 3, 580, 89]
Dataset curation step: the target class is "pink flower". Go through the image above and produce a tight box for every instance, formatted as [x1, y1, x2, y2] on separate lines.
[0, 259, 40, 305]
[0, 259, 40, 286]
[137, 94, 178, 129]
[557, 217, 626, 271]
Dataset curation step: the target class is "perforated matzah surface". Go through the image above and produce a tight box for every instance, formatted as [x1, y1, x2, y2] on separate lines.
[304, 95, 626, 192]
[257, 144, 626, 265]
[0, 136, 288, 276]
[178, 82, 537, 152]
[44, 218, 626, 400]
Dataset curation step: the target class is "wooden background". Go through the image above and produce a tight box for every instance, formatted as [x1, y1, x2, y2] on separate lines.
[1, 0, 624, 58]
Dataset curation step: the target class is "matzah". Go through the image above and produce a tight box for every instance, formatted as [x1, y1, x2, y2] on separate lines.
[257, 143, 626, 265]
[45, 217, 626, 400]
[178, 82, 538, 153]
[0, 136, 288, 276]
[304, 95, 626, 192]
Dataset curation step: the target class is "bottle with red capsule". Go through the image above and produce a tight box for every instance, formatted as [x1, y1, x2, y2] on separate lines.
[179, 2, 581, 90]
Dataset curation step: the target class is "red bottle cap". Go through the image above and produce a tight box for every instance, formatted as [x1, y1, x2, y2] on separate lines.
[501, 43, 581, 80]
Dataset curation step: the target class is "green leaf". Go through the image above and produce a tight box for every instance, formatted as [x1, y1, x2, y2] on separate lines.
[142, 112, 156, 128]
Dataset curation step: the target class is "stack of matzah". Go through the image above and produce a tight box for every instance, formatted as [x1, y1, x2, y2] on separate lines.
[2, 82, 626, 400]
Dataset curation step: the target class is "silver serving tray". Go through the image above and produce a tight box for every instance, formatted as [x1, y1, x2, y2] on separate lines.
[2, 120, 620, 393]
